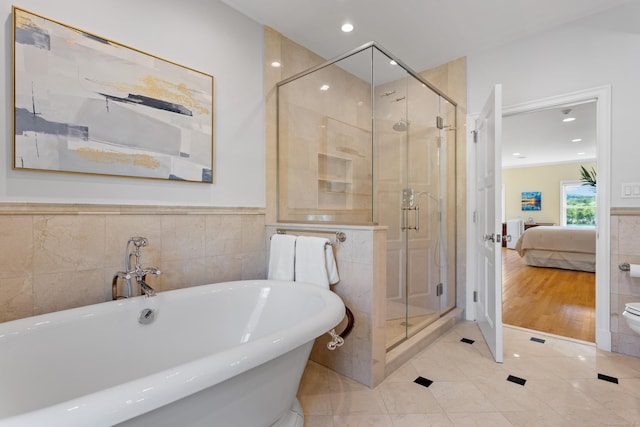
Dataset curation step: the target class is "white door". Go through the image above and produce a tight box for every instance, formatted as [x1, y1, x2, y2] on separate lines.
[474, 85, 503, 363]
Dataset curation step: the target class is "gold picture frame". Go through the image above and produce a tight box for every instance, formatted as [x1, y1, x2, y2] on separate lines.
[13, 7, 214, 183]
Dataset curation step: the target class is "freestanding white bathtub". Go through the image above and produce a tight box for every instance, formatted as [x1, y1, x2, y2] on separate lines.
[0, 280, 345, 427]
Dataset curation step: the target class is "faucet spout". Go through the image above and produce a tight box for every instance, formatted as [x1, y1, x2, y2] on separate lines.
[138, 279, 156, 297]
[137, 267, 160, 297]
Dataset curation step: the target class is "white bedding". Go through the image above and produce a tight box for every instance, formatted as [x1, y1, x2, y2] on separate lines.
[515, 226, 596, 272]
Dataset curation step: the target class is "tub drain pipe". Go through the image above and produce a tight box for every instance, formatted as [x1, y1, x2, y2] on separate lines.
[327, 305, 354, 350]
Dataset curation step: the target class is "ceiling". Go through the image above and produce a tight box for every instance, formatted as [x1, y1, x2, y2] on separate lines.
[220, 0, 620, 167]
[502, 102, 596, 168]
[220, 0, 630, 72]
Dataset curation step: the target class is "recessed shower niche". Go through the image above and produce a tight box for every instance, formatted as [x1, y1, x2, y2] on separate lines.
[317, 153, 353, 209]
[275, 41, 458, 383]
[316, 117, 372, 211]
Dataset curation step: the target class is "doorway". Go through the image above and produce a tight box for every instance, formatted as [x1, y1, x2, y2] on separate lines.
[501, 100, 597, 342]
[467, 85, 612, 353]
[501, 87, 611, 349]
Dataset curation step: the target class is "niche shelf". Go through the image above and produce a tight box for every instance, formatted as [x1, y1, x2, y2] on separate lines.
[317, 153, 353, 209]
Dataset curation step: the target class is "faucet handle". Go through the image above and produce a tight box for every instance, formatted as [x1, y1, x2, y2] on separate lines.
[130, 237, 148, 248]
[116, 271, 131, 280]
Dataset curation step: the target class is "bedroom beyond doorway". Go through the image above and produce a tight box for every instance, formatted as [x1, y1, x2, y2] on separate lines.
[502, 247, 595, 342]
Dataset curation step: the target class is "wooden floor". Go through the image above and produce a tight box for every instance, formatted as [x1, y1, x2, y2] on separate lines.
[502, 248, 596, 342]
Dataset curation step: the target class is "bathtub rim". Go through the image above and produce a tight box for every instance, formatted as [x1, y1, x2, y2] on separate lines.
[0, 279, 345, 427]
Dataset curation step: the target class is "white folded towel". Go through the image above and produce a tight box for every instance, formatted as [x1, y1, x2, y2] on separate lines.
[267, 234, 297, 280]
[295, 236, 339, 288]
[325, 244, 340, 285]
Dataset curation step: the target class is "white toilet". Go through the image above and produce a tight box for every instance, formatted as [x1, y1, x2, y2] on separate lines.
[622, 302, 640, 335]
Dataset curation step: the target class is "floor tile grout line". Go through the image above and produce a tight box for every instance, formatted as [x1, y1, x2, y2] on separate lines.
[299, 321, 640, 425]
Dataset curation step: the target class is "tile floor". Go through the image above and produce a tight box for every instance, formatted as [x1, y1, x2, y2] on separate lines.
[297, 321, 640, 426]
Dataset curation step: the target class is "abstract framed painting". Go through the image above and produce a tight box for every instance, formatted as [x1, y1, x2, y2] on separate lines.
[521, 191, 541, 211]
[12, 7, 214, 183]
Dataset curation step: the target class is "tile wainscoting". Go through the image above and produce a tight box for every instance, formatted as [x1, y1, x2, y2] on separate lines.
[611, 208, 640, 357]
[0, 203, 266, 323]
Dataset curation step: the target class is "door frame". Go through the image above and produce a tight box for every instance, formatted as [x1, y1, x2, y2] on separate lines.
[466, 85, 612, 351]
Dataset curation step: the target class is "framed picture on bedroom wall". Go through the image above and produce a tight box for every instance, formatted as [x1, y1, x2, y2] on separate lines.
[521, 191, 541, 211]
[12, 7, 214, 183]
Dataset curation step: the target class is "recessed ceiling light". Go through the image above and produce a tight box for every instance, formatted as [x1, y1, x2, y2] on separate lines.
[271, 61, 281, 68]
[512, 152, 521, 156]
[577, 152, 585, 155]
[389, 60, 397, 66]
[341, 23, 354, 33]
[562, 117, 576, 122]
[320, 84, 330, 91]
[572, 138, 582, 142]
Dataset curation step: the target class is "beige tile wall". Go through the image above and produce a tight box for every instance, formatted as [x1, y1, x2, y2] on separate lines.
[266, 224, 388, 388]
[610, 209, 640, 357]
[0, 204, 266, 323]
[265, 27, 326, 225]
[267, 29, 373, 224]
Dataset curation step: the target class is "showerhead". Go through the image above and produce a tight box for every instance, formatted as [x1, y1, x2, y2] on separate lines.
[393, 119, 408, 132]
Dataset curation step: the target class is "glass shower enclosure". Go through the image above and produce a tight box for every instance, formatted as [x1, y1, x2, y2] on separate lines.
[276, 42, 457, 350]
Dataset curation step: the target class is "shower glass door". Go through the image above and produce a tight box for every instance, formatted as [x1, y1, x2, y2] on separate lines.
[375, 48, 453, 350]
[404, 77, 443, 343]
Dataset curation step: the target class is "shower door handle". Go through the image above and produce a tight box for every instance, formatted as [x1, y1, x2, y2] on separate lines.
[401, 206, 419, 231]
[401, 206, 408, 231]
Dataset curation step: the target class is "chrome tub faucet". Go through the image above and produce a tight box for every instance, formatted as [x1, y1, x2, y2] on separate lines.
[112, 237, 161, 300]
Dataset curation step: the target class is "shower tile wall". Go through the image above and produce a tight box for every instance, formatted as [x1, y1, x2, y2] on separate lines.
[0, 206, 266, 322]
[266, 27, 373, 224]
[264, 31, 387, 387]
[610, 209, 640, 357]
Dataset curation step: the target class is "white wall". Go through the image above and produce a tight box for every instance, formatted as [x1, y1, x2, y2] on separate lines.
[502, 161, 597, 225]
[467, 1, 640, 208]
[1, 0, 265, 207]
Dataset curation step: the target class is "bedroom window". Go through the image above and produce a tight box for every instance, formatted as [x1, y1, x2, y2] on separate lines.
[561, 180, 596, 226]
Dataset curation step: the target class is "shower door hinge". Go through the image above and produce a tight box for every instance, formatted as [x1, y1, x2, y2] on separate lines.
[436, 116, 444, 130]
[473, 211, 477, 223]
[472, 130, 478, 143]
[473, 291, 478, 302]
[436, 283, 443, 297]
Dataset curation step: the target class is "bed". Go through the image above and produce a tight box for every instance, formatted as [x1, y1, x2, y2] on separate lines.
[514, 226, 596, 272]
